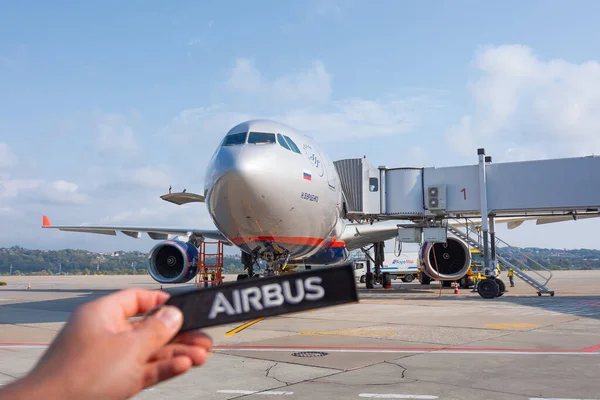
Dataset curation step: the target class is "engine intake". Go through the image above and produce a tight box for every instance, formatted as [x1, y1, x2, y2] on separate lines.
[420, 236, 472, 281]
[148, 240, 199, 284]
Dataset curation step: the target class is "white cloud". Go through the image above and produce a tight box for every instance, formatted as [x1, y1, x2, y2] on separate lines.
[312, 0, 343, 19]
[95, 114, 137, 153]
[0, 206, 16, 215]
[162, 96, 427, 144]
[124, 166, 171, 190]
[0, 143, 17, 168]
[226, 59, 263, 94]
[446, 44, 600, 161]
[34, 180, 89, 205]
[226, 59, 332, 104]
[0, 173, 42, 199]
[0, 174, 87, 205]
[163, 59, 432, 143]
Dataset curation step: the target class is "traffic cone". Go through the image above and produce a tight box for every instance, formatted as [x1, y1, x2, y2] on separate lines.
[27, 283, 31, 290]
[454, 282, 459, 294]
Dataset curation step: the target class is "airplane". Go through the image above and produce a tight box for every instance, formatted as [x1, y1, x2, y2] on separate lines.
[42, 119, 600, 286]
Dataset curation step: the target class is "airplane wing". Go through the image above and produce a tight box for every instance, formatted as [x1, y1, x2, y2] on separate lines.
[449, 214, 600, 230]
[41, 215, 231, 244]
[340, 212, 600, 251]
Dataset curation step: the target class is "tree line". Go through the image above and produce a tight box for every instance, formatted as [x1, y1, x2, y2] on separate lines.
[0, 246, 245, 276]
[1, 245, 600, 276]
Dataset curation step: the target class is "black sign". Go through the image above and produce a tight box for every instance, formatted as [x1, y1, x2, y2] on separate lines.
[164, 264, 358, 333]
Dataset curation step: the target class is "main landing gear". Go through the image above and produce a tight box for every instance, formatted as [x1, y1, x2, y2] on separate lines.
[477, 277, 506, 298]
[237, 249, 293, 281]
[237, 251, 258, 281]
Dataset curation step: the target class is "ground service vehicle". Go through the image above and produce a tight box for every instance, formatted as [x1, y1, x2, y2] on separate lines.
[353, 252, 419, 283]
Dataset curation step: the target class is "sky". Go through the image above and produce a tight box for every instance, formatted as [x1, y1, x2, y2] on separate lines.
[2, 0, 600, 254]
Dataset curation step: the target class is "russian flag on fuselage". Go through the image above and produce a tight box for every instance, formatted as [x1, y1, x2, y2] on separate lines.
[303, 170, 312, 181]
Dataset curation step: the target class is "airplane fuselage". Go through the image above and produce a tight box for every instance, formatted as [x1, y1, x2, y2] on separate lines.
[204, 120, 346, 263]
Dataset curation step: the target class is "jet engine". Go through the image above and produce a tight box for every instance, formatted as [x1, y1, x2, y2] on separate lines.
[148, 240, 199, 284]
[420, 236, 472, 281]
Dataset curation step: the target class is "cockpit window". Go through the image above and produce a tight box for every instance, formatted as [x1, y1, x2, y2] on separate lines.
[248, 132, 276, 144]
[222, 132, 247, 146]
[277, 133, 291, 150]
[283, 135, 301, 154]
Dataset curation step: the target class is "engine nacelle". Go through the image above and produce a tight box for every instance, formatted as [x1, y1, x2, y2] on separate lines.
[148, 240, 199, 284]
[419, 236, 472, 281]
[287, 244, 348, 266]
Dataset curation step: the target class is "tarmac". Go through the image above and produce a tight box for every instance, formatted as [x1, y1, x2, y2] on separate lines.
[1, 270, 599, 399]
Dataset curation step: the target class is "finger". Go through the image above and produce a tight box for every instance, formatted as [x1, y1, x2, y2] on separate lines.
[142, 356, 193, 389]
[133, 305, 183, 359]
[171, 330, 213, 349]
[90, 288, 171, 320]
[148, 343, 208, 366]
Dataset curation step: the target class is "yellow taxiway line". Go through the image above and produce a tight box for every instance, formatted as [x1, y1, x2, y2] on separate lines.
[225, 317, 265, 336]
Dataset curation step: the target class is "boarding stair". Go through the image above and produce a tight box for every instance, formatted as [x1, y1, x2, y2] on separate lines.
[447, 219, 555, 296]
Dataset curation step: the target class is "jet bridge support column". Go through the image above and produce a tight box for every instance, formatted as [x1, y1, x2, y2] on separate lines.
[476, 149, 502, 298]
[374, 242, 385, 283]
[488, 214, 505, 296]
[489, 215, 496, 266]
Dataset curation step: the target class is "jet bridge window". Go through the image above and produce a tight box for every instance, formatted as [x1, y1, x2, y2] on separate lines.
[277, 133, 291, 151]
[248, 132, 276, 144]
[222, 132, 247, 146]
[369, 177, 379, 192]
[283, 135, 302, 154]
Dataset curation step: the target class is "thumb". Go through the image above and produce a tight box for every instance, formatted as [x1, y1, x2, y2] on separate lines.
[135, 305, 183, 358]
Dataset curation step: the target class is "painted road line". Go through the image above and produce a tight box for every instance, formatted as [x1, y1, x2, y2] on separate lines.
[299, 331, 397, 335]
[218, 390, 293, 395]
[359, 394, 438, 399]
[224, 317, 265, 336]
[211, 344, 600, 356]
[3, 342, 600, 356]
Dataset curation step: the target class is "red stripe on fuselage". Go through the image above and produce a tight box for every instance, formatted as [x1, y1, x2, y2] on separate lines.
[230, 236, 326, 247]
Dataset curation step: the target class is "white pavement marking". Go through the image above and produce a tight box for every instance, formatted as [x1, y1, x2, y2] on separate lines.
[218, 390, 294, 395]
[359, 395, 438, 399]
[213, 348, 600, 356]
[1, 344, 599, 356]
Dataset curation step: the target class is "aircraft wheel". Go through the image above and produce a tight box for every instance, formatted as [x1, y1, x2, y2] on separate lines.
[478, 279, 499, 299]
[366, 272, 374, 289]
[420, 274, 431, 285]
[495, 278, 506, 297]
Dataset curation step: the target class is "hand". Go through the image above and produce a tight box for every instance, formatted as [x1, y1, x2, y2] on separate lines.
[0, 288, 212, 400]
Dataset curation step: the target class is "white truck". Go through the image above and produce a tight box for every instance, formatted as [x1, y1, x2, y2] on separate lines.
[353, 252, 419, 283]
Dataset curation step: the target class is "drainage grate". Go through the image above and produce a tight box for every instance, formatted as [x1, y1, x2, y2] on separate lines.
[291, 351, 328, 357]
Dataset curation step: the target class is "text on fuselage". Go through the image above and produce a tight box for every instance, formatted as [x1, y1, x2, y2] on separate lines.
[301, 192, 319, 202]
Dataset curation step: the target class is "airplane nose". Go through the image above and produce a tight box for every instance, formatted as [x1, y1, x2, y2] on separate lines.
[205, 147, 282, 247]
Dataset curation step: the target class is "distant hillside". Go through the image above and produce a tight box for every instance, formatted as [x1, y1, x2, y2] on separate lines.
[0, 246, 244, 276]
[1, 245, 599, 276]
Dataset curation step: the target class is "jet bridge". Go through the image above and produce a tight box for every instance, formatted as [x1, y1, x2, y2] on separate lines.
[334, 149, 600, 298]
